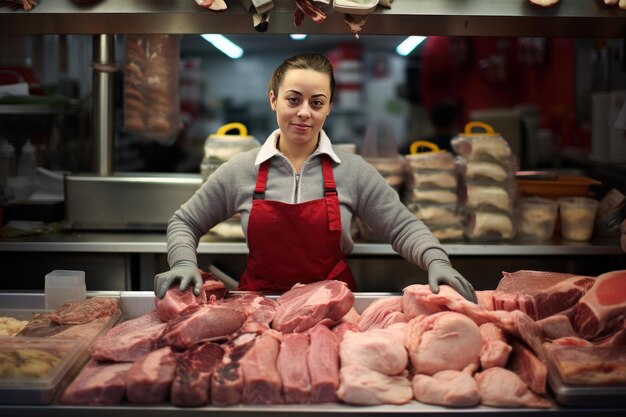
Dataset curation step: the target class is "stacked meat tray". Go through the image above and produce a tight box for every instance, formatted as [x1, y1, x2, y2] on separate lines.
[1, 269, 626, 416]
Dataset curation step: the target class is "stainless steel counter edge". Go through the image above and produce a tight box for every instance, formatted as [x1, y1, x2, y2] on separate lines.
[0, 233, 622, 255]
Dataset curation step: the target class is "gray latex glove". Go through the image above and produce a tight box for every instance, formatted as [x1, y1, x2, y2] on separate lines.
[154, 261, 203, 299]
[427, 260, 477, 303]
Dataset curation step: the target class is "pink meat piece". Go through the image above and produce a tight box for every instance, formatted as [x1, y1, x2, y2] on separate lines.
[155, 286, 207, 322]
[476, 290, 495, 310]
[412, 370, 480, 407]
[242, 329, 283, 404]
[158, 305, 245, 349]
[332, 322, 360, 344]
[536, 314, 578, 340]
[339, 307, 360, 325]
[272, 280, 354, 333]
[195, 0, 227, 11]
[573, 270, 626, 339]
[211, 324, 267, 406]
[294, 0, 327, 24]
[406, 312, 482, 375]
[89, 310, 166, 362]
[277, 333, 311, 404]
[201, 271, 229, 300]
[542, 345, 626, 385]
[507, 341, 547, 394]
[307, 324, 340, 403]
[126, 346, 178, 404]
[402, 286, 443, 319]
[49, 297, 119, 325]
[479, 323, 512, 369]
[216, 293, 277, 324]
[337, 364, 412, 405]
[357, 296, 407, 331]
[171, 342, 224, 407]
[475, 367, 551, 408]
[550, 320, 626, 348]
[493, 270, 595, 320]
[60, 360, 132, 405]
[341, 329, 408, 376]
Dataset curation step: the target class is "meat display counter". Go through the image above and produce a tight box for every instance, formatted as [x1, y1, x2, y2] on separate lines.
[0, 290, 624, 417]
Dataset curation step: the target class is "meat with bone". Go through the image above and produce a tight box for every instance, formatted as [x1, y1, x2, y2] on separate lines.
[573, 269, 626, 339]
[475, 367, 551, 408]
[159, 305, 245, 349]
[89, 310, 166, 362]
[277, 333, 311, 403]
[479, 322, 512, 369]
[307, 324, 340, 403]
[216, 293, 277, 324]
[337, 364, 413, 405]
[242, 329, 284, 404]
[126, 346, 178, 404]
[508, 341, 547, 394]
[211, 323, 267, 406]
[60, 359, 132, 405]
[272, 280, 354, 333]
[341, 329, 408, 376]
[171, 342, 224, 407]
[357, 296, 407, 331]
[412, 370, 480, 407]
[49, 297, 119, 325]
[493, 270, 594, 320]
[406, 312, 482, 375]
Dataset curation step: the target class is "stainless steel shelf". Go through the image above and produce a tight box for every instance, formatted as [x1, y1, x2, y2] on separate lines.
[0, 0, 625, 37]
[0, 104, 65, 115]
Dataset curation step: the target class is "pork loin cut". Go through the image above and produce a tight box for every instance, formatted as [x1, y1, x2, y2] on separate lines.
[307, 324, 340, 403]
[573, 270, 626, 339]
[475, 367, 551, 408]
[277, 333, 311, 404]
[126, 346, 178, 404]
[493, 270, 594, 320]
[242, 329, 283, 404]
[272, 280, 354, 333]
[60, 360, 131, 405]
[171, 342, 224, 407]
[412, 370, 480, 407]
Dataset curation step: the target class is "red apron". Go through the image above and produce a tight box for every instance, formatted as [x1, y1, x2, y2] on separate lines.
[238, 155, 357, 292]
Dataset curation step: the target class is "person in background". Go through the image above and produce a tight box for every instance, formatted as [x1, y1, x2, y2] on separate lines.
[154, 53, 476, 303]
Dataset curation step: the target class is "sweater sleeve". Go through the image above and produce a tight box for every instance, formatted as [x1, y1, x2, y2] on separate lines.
[352, 159, 450, 270]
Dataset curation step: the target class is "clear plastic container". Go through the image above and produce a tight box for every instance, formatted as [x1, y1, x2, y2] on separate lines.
[17, 140, 37, 178]
[515, 197, 558, 241]
[558, 197, 599, 241]
[200, 122, 259, 181]
[45, 270, 86, 311]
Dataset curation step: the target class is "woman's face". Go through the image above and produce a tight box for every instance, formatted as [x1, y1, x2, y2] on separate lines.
[269, 68, 333, 148]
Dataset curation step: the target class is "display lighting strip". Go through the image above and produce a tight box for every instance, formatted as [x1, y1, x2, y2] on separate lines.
[290, 34, 308, 40]
[201, 34, 244, 59]
[396, 36, 427, 56]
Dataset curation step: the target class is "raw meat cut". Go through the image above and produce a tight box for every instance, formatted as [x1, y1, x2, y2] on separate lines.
[573, 270, 626, 339]
[272, 280, 354, 333]
[357, 296, 407, 331]
[159, 305, 245, 349]
[60, 359, 131, 405]
[49, 297, 119, 325]
[216, 293, 277, 324]
[171, 342, 224, 407]
[493, 270, 594, 320]
[332, 322, 360, 344]
[337, 365, 412, 405]
[307, 324, 340, 403]
[19, 315, 111, 345]
[479, 323, 511, 369]
[155, 286, 207, 323]
[126, 346, 178, 404]
[508, 341, 547, 394]
[89, 310, 166, 362]
[544, 345, 626, 385]
[211, 324, 267, 406]
[536, 314, 577, 340]
[242, 329, 283, 404]
[201, 271, 229, 300]
[341, 329, 408, 376]
[476, 290, 495, 310]
[475, 367, 551, 408]
[339, 307, 360, 325]
[412, 370, 480, 407]
[277, 333, 311, 404]
[406, 312, 481, 375]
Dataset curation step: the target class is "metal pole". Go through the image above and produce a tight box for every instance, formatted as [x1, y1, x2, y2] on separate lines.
[92, 34, 115, 176]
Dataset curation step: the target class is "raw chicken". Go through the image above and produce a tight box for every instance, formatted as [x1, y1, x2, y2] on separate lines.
[475, 367, 551, 408]
[337, 365, 412, 405]
[340, 329, 408, 376]
[412, 370, 480, 407]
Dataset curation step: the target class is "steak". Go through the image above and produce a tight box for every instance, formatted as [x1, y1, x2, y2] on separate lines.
[242, 329, 283, 404]
[493, 270, 595, 320]
[216, 293, 277, 324]
[308, 324, 340, 403]
[60, 359, 131, 405]
[171, 342, 224, 407]
[49, 297, 119, 325]
[573, 270, 626, 339]
[277, 333, 311, 404]
[272, 280, 354, 333]
[126, 346, 178, 404]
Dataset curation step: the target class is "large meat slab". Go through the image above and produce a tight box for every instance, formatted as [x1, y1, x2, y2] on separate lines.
[60, 359, 132, 405]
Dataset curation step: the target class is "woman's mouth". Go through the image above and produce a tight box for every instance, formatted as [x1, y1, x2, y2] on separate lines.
[291, 123, 312, 131]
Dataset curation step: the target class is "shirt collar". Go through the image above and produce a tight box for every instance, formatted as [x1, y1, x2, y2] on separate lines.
[255, 129, 342, 166]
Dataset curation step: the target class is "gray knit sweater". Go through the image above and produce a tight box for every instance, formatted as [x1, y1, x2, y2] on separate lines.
[166, 129, 450, 272]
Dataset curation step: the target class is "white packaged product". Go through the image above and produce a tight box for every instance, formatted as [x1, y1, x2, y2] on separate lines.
[466, 184, 512, 213]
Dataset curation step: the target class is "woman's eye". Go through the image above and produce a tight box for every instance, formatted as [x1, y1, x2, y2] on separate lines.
[287, 97, 300, 105]
[312, 100, 325, 108]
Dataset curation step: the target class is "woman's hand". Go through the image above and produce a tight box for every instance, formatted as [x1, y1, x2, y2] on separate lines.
[427, 260, 477, 303]
[154, 262, 203, 299]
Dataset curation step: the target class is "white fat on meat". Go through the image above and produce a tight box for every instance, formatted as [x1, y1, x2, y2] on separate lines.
[412, 370, 480, 407]
[478, 323, 512, 369]
[405, 312, 482, 375]
[340, 329, 408, 376]
[337, 365, 412, 405]
[475, 367, 551, 409]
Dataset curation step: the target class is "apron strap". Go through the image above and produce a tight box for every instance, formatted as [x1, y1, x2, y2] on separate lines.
[321, 155, 342, 232]
[254, 161, 270, 200]
[321, 156, 337, 197]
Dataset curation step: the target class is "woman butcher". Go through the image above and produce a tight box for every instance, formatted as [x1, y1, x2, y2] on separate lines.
[154, 53, 476, 302]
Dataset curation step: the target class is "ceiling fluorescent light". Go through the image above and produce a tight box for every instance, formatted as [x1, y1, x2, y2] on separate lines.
[290, 34, 307, 40]
[201, 34, 244, 59]
[396, 36, 427, 56]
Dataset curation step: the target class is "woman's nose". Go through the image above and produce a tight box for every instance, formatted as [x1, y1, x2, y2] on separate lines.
[297, 104, 311, 118]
